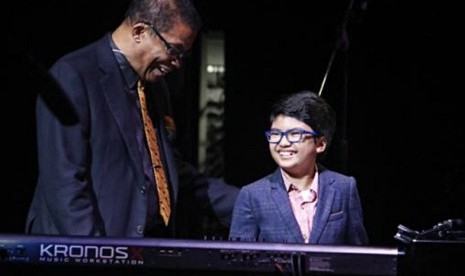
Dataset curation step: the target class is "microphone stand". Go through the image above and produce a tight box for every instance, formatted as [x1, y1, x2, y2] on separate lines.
[318, 0, 355, 173]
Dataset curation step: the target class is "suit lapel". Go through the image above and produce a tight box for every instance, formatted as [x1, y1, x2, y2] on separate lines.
[270, 169, 304, 243]
[97, 37, 143, 174]
[310, 168, 336, 243]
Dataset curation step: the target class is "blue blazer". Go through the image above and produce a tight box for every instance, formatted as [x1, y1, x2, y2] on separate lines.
[26, 34, 237, 237]
[229, 166, 369, 245]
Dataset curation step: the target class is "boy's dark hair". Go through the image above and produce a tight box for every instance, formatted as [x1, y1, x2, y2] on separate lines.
[270, 90, 336, 148]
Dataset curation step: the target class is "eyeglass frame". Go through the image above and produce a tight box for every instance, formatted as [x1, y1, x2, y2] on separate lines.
[265, 128, 320, 144]
[140, 21, 190, 59]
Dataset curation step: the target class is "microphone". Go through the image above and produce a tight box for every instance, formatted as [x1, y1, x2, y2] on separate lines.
[433, 219, 464, 231]
[417, 218, 464, 239]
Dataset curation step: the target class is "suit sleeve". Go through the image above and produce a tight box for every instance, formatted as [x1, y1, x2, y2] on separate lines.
[228, 187, 259, 241]
[347, 178, 369, 245]
[174, 149, 239, 228]
[35, 61, 104, 235]
[155, 79, 239, 230]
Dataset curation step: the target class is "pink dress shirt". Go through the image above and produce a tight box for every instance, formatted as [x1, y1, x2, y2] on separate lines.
[282, 169, 319, 243]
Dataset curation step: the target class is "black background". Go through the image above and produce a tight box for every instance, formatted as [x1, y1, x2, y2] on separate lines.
[5, 0, 464, 246]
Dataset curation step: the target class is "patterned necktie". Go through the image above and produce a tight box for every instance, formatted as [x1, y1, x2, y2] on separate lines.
[137, 80, 171, 225]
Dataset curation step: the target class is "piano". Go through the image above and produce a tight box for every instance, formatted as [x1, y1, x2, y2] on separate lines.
[1, 233, 401, 275]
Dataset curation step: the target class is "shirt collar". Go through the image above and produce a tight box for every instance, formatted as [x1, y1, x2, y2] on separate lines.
[109, 35, 139, 89]
[282, 166, 319, 193]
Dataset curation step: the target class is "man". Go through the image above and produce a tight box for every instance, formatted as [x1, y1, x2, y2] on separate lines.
[26, 0, 237, 238]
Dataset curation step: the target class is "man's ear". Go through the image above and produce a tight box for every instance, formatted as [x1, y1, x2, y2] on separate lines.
[132, 22, 148, 43]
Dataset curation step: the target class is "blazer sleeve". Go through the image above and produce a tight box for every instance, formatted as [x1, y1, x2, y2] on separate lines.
[347, 179, 369, 245]
[153, 79, 239, 230]
[175, 149, 238, 227]
[34, 61, 104, 235]
[229, 187, 259, 241]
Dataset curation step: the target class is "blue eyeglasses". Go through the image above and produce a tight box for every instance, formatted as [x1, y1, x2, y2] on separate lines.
[265, 128, 319, 144]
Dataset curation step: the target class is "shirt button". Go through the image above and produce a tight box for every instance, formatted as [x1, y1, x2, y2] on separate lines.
[140, 186, 146, 194]
[136, 225, 144, 235]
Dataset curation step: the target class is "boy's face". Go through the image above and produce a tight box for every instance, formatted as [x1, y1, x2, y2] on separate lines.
[268, 115, 326, 175]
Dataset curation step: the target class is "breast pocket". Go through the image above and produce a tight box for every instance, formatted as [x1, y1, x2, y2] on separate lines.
[328, 210, 344, 221]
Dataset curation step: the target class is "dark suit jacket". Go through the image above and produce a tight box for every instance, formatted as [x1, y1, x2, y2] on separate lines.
[229, 166, 369, 245]
[26, 33, 238, 237]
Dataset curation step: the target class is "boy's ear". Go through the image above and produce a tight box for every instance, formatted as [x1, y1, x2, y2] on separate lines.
[316, 137, 327, 154]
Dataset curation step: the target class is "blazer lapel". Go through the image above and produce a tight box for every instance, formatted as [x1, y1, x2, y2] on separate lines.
[97, 37, 143, 172]
[310, 168, 336, 243]
[270, 169, 304, 243]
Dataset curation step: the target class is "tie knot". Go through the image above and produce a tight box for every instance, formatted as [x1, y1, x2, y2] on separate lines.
[137, 80, 145, 91]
